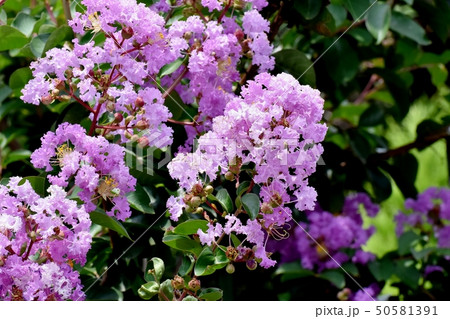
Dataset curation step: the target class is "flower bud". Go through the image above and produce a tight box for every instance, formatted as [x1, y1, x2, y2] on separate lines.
[106, 101, 115, 112]
[125, 115, 135, 125]
[188, 278, 201, 292]
[124, 131, 132, 139]
[51, 89, 60, 96]
[130, 134, 140, 142]
[135, 120, 149, 130]
[28, 231, 37, 242]
[191, 183, 203, 196]
[226, 263, 235, 274]
[121, 26, 134, 39]
[171, 275, 185, 290]
[114, 112, 123, 123]
[195, 207, 204, 214]
[204, 185, 214, 195]
[135, 96, 145, 108]
[233, 0, 244, 10]
[234, 29, 245, 42]
[137, 136, 149, 148]
[224, 171, 235, 181]
[190, 196, 202, 208]
[337, 288, 352, 301]
[41, 95, 54, 105]
[246, 259, 257, 271]
[58, 95, 71, 102]
[183, 31, 193, 40]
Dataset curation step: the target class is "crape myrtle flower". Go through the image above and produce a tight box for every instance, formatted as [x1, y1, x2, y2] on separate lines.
[274, 193, 379, 272]
[22, 0, 276, 148]
[0, 178, 91, 300]
[395, 187, 450, 249]
[167, 73, 327, 268]
[31, 123, 136, 221]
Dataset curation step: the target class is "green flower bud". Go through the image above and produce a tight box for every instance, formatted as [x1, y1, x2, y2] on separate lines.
[204, 185, 214, 195]
[224, 171, 235, 181]
[190, 196, 202, 208]
[226, 263, 235, 274]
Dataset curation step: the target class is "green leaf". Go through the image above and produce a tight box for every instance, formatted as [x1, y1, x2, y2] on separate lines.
[319, 269, 346, 289]
[324, 38, 359, 84]
[342, 0, 375, 20]
[178, 254, 195, 276]
[273, 49, 316, 87]
[0, 9, 6, 25]
[294, 0, 322, 20]
[388, 153, 418, 199]
[90, 209, 132, 240]
[11, 12, 36, 38]
[365, 3, 391, 44]
[159, 279, 174, 301]
[126, 184, 155, 214]
[173, 220, 208, 235]
[30, 33, 50, 58]
[194, 247, 216, 276]
[241, 193, 260, 220]
[274, 261, 315, 282]
[359, 104, 385, 127]
[236, 181, 251, 197]
[138, 281, 159, 300]
[162, 234, 203, 256]
[395, 260, 420, 289]
[2, 149, 31, 167]
[390, 11, 431, 45]
[215, 188, 233, 214]
[159, 58, 184, 77]
[42, 25, 74, 57]
[9, 67, 32, 97]
[397, 230, 421, 256]
[429, 64, 448, 87]
[327, 4, 347, 28]
[368, 259, 395, 281]
[19, 176, 46, 197]
[145, 257, 165, 282]
[198, 288, 223, 301]
[182, 295, 197, 301]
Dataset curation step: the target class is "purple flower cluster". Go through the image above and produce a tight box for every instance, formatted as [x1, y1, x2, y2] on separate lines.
[22, 0, 275, 147]
[167, 72, 326, 268]
[0, 178, 91, 300]
[396, 187, 450, 248]
[278, 193, 379, 271]
[31, 123, 136, 221]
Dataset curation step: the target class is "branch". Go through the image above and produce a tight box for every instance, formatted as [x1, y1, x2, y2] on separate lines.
[370, 125, 450, 162]
[62, 0, 72, 21]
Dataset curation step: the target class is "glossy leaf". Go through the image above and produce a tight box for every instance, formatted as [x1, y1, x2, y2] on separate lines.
[159, 58, 184, 77]
[162, 234, 203, 256]
[30, 33, 50, 58]
[19, 176, 46, 197]
[145, 257, 165, 282]
[159, 279, 174, 301]
[178, 254, 195, 276]
[198, 288, 223, 301]
[42, 25, 74, 57]
[390, 11, 431, 46]
[294, 0, 322, 20]
[8, 67, 32, 96]
[319, 269, 346, 289]
[90, 209, 132, 240]
[138, 281, 159, 300]
[126, 184, 155, 214]
[173, 219, 208, 235]
[194, 247, 216, 276]
[11, 12, 36, 38]
[273, 49, 316, 86]
[365, 3, 391, 44]
[215, 188, 233, 214]
[0, 26, 28, 51]
[342, 0, 375, 20]
[241, 193, 260, 220]
[182, 295, 197, 301]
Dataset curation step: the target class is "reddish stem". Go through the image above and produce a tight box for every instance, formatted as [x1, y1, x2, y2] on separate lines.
[162, 66, 188, 99]
[167, 119, 195, 126]
[217, 0, 232, 23]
